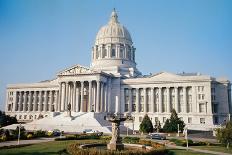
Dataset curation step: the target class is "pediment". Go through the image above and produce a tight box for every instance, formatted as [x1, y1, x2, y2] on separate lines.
[57, 64, 95, 76]
[148, 72, 181, 80]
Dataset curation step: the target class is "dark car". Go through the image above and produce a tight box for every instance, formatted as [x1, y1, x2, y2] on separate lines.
[147, 133, 166, 140]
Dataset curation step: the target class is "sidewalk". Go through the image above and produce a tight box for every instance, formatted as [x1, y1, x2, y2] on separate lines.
[166, 144, 232, 155]
[0, 137, 55, 147]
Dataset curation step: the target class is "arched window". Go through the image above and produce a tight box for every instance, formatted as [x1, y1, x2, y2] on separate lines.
[111, 49, 116, 58]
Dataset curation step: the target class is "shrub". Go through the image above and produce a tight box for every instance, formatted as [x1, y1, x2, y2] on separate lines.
[139, 114, 153, 133]
[100, 135, 112, 141]
[169, 138, 195, 146]
[34, 130, 46, 138]
[0, 135, 7, 142]
[139, 139, 151, 146]
[67, 142, 169, 155]
[55, 133, 101, 141]
[123, 136, 140, 144]
[26, 133, 33, 139]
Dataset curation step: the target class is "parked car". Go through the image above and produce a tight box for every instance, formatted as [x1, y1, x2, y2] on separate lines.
[82, 129, 103, 136]
[147, 133, 166, 140]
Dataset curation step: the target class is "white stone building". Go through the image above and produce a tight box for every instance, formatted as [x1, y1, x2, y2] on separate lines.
[5, 10, 231, 131]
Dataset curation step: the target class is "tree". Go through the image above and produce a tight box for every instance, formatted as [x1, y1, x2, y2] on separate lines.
[216, 121, 232, 149]
[139, 114, 153, 133]
[162, 109, 185, 133]
[0, 111, 17, 128]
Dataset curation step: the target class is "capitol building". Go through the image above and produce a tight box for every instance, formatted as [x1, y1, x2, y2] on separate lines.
[5, 10, 231, 131]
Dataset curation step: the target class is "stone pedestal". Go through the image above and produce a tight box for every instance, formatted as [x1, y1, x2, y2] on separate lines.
[106, 115, 127, 151]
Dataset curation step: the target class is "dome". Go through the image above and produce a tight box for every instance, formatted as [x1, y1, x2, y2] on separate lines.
[95, 9, 132, 45]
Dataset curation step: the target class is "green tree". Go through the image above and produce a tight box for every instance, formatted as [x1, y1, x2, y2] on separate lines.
[216, 121, 232, 149]
[0, 111, 17, 127]
[139, 114, 153, 133]
[162, 109, 185, 133]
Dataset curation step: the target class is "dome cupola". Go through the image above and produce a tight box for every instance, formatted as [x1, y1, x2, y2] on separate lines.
[91, 9, 141, 77]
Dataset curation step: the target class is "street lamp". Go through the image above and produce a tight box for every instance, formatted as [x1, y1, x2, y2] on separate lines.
[17, 123, 22, 145]
[177, 124, 180, 137]
[185, 127, 188, 150]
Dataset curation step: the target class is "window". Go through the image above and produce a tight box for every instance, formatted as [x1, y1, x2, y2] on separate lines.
[199, 103, 205, 113]
[111, 49, 116, 57]
[214, 116, 218, 124]
[125, 104, 128, 112]
[163, 117, 166, 123]
[139, 117, 143, 122]
[198, 86, 204, 92]
[200, 118, 205, 124]
[132, 104, 136, 112]
[188, 117, 192, 124]
[120, 49, 123, 58]
[211, 88, 215, 93]
[155, 117, 159, 122]
[213, 104, 218, 113]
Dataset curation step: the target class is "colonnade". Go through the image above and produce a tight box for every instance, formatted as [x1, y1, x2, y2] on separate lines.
[13, 90, 58, 112]
[124, 86, 193, 114]
[92, 44, 135, 61]
[58, 80, 111, 113]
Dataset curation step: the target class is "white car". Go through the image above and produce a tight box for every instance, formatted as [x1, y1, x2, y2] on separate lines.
[83, 129, 103, 135]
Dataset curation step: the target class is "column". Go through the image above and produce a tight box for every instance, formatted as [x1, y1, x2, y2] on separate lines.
[12, 92, 17, 112]
[55, 90, 59, 111]
[175, 87, 179, 113]
[100, 82, 104, 112]
[159, 87, 162, 113]
[80, 81, 84, 112]
[104, 83, 108, 112]
[144, 88, 147, 113]
[65, 82, 69, 111]
[76, 86, 80, 112]
[58, 83, 62, 112]
[33, 91, 37, 111]
[18, 92, 22, 111]
[88, 81, 92, 112]
[96, 81, 100, 113]
[183, 86, 187, 113]
[44, 91, 48, 112]
[28, 91, 32, 111]
[128, 88, 132, 113]
[62, 83, 66, 111]
[136, 88, 140, 113]
[151, 87, 154, 113]
[167, 87, 171, 113]
[38, 91, 43, 112]
[49, 91, 53, 111]
[23, 92, 27, 112]
[107, 79, 111, 112]
[73, 81, 77, 112]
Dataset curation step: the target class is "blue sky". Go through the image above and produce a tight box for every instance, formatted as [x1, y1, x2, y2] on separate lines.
[0, 0, 231, 110]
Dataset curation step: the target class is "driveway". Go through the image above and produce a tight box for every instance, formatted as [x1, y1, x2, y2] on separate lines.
[0, 137, 55, 147]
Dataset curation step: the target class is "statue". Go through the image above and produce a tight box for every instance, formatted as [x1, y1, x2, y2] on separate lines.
[67, 103, 71, 117]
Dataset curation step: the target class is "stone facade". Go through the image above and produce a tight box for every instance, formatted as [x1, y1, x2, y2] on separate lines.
[5, 10, 231, 131]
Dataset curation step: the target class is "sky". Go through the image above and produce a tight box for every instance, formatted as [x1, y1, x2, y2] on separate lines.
[0, 0, 231, 110]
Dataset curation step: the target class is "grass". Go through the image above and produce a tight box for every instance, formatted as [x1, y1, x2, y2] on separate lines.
[168, 149, 213, 155]
[191, 145, 232, 154]
[0, 139, 217, 155]
[0, 140, 77, 155]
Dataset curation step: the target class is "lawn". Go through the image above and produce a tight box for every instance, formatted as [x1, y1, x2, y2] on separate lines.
[168, 149, 213, 155]
[191, 145, 232, 154]
[0, 140, 77, 155]
[0, 140, 215, 155]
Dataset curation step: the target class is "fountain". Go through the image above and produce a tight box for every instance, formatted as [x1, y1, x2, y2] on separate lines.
[106, 96, 133, 151]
